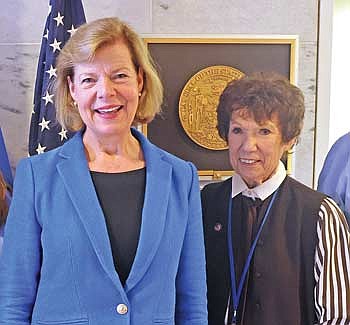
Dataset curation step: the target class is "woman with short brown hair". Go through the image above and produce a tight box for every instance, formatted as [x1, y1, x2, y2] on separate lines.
[202, 72, 350, 325]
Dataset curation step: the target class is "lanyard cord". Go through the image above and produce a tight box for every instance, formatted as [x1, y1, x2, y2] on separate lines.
[227, 189, 279, 323]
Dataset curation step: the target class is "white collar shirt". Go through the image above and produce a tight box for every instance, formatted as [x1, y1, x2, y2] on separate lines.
[231, 160, 287, 200]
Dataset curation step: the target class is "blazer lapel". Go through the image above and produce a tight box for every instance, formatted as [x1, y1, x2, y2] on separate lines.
[125, 129, 172, 291]
[56, 132, 123, 291]
[56, 129, 173, 293]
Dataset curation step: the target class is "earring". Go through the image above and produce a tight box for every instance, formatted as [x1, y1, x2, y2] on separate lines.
[73, 101, 77, 108]
[138, 92, 142, 97]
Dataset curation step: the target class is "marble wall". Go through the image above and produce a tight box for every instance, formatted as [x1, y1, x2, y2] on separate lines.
[0, 0, 319, 186]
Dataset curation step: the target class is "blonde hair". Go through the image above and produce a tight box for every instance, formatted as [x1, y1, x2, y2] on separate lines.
[54, 17, 163, 131]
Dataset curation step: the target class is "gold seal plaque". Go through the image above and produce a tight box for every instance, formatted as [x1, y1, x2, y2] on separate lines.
[179, 65, 244, 150]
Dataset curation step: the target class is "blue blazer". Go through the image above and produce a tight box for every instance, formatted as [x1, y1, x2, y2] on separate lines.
[0, 225, 3, 256]
[318, 132, 350, 225]
[0, 129, 207, 325]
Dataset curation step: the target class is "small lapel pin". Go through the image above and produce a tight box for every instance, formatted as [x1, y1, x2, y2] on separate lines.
[214, 222, 222, 232]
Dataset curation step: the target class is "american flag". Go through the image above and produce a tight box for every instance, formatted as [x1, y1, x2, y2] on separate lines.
[0, 128, 13, 187]
[29, 0, 86, 156]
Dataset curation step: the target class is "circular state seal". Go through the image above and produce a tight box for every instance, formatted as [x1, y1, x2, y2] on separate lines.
[179, 65, 244, 150]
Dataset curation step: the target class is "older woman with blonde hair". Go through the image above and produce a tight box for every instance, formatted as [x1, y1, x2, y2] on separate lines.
[0, 17, 207, 325]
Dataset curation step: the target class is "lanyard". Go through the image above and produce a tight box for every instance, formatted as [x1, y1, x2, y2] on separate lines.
[227, 189, 278, 324]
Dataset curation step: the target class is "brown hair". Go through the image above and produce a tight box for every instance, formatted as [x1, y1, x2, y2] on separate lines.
[54, 17, 163, 131]
[0, 171, 9, 227]
[217, 72, 305, 143]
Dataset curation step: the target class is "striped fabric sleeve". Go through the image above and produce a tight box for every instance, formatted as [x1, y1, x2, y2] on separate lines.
[314, 197, 350, 324]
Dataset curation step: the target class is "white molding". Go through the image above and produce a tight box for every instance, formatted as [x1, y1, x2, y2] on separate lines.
[314, 0, 333, 188]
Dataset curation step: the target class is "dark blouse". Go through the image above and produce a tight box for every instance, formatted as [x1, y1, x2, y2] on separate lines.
[90, 168, 146, 285]
[231, 193, 271, 323]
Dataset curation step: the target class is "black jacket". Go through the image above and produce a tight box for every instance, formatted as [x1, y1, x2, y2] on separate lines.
[201, 176, 325, 325]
